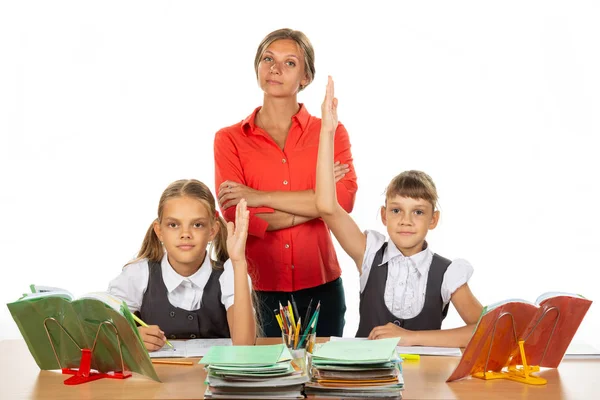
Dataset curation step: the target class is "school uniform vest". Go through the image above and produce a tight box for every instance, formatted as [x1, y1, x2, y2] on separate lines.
[356, 242, 451, 337]
[139, 260, 230, 340]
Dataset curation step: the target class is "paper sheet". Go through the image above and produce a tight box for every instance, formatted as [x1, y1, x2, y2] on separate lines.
[149, 338, 233, 358]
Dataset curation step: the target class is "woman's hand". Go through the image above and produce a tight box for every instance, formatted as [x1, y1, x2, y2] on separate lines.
[368, 322, 418, 346]
[226, 199, 249, 263]
[218, 181, 262, 209]
[321, 75, 338, 135]
[334, 161, 350, 182]
[138, 325, 167, 352]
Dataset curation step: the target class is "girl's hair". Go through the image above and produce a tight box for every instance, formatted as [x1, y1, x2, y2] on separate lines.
[254, 28, 315, 91]
[132, 179, 228, 270]
[385, 170, 439, 211]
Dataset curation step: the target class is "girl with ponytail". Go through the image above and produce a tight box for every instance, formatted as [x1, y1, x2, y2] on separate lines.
[108, 179, 256, 350]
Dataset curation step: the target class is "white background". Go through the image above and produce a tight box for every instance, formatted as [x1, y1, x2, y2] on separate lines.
[1, 1, 598, 350]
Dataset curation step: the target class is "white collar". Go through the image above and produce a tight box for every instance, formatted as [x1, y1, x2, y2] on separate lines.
[379, 239, 433, 276]
[160, 252, 212, 293]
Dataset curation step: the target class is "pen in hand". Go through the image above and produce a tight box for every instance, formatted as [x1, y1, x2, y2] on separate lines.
[132, 313, 174, 349]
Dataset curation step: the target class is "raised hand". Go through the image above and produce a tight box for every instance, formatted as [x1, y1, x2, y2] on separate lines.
[226, 199, 250, 263]
[321, 75, 338, 135]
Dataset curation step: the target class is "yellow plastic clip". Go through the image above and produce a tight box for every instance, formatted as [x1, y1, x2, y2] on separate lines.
[473, 340, 547, 385]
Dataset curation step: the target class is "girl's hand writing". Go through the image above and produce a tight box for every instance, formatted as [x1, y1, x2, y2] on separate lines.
[226, 199, 249, 263]
[138, 325, 167, 352]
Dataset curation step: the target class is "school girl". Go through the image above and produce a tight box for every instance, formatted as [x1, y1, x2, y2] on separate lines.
[108, 179, 256, 350]
[315, 78, 483, 347]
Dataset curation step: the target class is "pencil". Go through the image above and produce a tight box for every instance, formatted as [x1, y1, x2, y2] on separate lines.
[274, 312, 284, 332]
[151, 359, 193, 366]
[290, 294, 300, 328]
[302, 298, 313, 332]
[132, 313, 174, 349]
[294, 318, 301, 349]
[287, 300, 296, 327]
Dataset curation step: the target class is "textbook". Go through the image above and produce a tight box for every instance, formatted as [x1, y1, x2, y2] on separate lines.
[447, 292, 592, 382]
[7, 285, 159, 382]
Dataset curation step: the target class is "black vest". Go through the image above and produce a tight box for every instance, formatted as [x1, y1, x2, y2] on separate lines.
[356, 242, 451, 337]
[139, 260, 231, 340]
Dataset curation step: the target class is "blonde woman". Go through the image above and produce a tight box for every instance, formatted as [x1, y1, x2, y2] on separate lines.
[214, 29, 357, 337]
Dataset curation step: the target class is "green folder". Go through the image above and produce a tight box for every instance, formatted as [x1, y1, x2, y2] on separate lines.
[312, 337, 400, 363]
[200, 344, 291, 366]
[7, 288, 160, 382]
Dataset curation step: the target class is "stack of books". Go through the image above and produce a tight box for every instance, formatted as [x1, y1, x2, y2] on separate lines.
[304, 337, 404, 399]
[200, 344, 309, 399]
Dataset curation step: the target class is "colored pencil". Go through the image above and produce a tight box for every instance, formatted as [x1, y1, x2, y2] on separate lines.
[151, 359, 193, 366]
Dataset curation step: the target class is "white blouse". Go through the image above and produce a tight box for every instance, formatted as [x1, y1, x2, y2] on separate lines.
[108, 253, 244, 313]
[360, 230, 474, 319]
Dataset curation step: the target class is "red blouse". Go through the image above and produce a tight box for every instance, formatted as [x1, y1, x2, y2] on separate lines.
[214, 104, 357, 291]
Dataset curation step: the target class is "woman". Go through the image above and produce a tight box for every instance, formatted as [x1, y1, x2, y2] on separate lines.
[213, 28, 357, 337]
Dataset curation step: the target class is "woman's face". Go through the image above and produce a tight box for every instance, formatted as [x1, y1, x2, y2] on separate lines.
[257, 39, 308, 97]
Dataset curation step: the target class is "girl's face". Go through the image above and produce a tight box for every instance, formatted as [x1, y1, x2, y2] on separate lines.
[381, 195, 439, 257]
[153, 196, 218, 275]
[257, 39, 309, 98]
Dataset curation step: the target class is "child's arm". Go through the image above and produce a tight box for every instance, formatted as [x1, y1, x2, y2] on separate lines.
[138, 325, 167, 351]
[368, 283, 483, 347]
[225, 199, 257, 345]
[315, 76, 367, 270]
[108, 263, 168, 351]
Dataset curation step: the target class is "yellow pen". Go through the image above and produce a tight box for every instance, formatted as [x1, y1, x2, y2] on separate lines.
[132, 313, 174, 349]
[400, 353, 420, 361]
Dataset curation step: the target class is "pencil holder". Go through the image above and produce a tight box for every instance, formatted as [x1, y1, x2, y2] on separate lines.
[282, 332, 316, 372]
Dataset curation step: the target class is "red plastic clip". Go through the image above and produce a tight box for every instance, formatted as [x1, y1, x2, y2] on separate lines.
[61, 348, 132, 385]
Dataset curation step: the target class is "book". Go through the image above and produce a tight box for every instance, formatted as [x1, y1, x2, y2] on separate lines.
[7, 285, 159, 382]
[447, 292, 592, 382]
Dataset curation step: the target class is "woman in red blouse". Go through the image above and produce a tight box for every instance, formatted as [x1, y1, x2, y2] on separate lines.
[213, 28, 357, 337]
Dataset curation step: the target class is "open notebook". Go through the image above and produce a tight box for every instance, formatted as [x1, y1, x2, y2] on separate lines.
[150, 338, 233, 358]
[329, 337, 462, 356]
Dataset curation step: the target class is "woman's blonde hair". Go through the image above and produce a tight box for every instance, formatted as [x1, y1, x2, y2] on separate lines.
[254, 28, 315, 91]
[131, 179, 228, 270]
[385, 170, 439, 211]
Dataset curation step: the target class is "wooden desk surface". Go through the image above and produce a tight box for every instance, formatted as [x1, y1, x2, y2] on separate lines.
[1, 338, 598, 399]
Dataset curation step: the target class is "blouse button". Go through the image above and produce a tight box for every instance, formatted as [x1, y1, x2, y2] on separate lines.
[188, 314, 194, 321]
[170, 311, 175, 317]
[284, 244, 290, 249]
[170, 334, 176, 339]
[190, 334, 196, 339]
[282, 158, 287, 163]
[283, 180, 288, 185]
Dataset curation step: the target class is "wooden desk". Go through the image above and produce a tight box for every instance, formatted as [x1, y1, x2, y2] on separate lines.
[1, 338, 598, 399]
